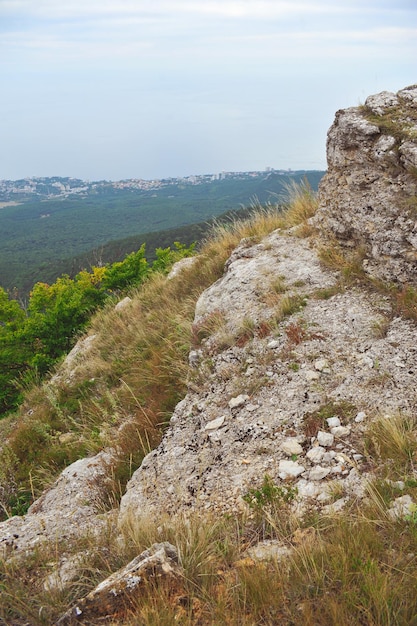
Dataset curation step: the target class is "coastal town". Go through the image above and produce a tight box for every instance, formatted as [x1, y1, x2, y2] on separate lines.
[0, 169, 295, 204]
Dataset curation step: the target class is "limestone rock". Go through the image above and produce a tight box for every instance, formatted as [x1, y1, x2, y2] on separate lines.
[388, 495, 416, 521]
[114, 296, 132, 311]
[56, 543, 181, 625]
[280, 438, 304, 456]
[119, 228, 417, 524]
[312, 84, 417, 286]
[246, 539, 292, 563]
[167, 256, 196, 279]
[0, 450, 117, 559]
[278, 460, 305, 479]
[50, 334, 96, 384]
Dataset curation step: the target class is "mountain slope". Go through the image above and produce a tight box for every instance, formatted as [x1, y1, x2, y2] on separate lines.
[0, 87, 417, 625]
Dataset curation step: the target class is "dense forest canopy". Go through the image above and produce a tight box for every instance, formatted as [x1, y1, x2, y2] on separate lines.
[0, 171, 324, 293]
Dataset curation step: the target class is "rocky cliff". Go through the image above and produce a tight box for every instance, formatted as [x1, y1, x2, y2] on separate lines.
[1, 85, 417, 624]
[313, 85, 417, 285]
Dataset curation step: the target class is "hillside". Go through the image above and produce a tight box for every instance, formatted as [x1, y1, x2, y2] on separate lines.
[0, 170, 324, 294]
[1, 86, 417, 625]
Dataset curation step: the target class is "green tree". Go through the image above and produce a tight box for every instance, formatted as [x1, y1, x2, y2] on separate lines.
[101, 244, 149, 292]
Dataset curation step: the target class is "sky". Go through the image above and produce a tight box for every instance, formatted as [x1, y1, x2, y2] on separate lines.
[0, 0, 416, 182]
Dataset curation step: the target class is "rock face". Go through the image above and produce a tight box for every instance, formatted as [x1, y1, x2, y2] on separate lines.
[0, 451, 117, 560]
[119, 231, 417, 523]
[313, 85, 417, 285]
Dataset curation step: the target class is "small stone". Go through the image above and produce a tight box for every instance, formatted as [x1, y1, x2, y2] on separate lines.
[354, 411, 366, 423]
[314, 359, 330, 372]
[267, 340, 280, 349]
[114, 296, 132, 311]
[204, 416, 225, 431]
[317, 431, 334, 447]
[359, 355, 374, 368]
[323, 497, 347, 514]
[306, 446, 325, 463]
[229, 394, 249, 410]
[331, 426, 351, 437]
[388, 495, 415, 520]
[246, 540, 292, 562]
[295, 479, 321, 498]
[392, 481, 405, 490]
[278, 460, 305, 479]
[326, 416, 341, 428]
[309, 466, 331, 481]
[280, 439, 304, 456]
[316, 491, 332, 502]
[305, 370, 320, 381]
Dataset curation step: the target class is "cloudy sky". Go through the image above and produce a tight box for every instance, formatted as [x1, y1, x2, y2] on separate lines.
[0, 0, 416, 181]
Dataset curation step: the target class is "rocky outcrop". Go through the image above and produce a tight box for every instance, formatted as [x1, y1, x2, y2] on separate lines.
[56, 543, 181, 625]
[119, 229, 417, 524]
[313, 85, 417, 285]
[0, 451, 117, 560]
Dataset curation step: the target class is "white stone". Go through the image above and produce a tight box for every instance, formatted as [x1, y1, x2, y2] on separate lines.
[278, 460, 305, 479]
[246, 540, 292, 562]
[204, 416, 225, 431]
[317, 431, 334, 447]
[167, 256, 196, 279]
[323, 497, 347, 514]
[267, 340, 280, 349]
[331, 426, 351, 437]
[314, 359, 330, 372]
[309, 466, 331, 481]
[306, 446, 325, 463]
[280, 439, 303, 456]
[322, 451, 336, 463]
[354, 411, 366, 423]
[228, 394, 249, 410]
[114, 296, 132, 311]
[359, 355, 374, 368]
[326, 416, 341, 428]
[295, 479, 321, 498]
[388, 495, 416, 520]
[305, 370, 320, 381]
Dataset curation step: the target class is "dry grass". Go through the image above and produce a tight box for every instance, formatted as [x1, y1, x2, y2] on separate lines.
[2, 461, 417, 626]
[364, 412, 417, 478]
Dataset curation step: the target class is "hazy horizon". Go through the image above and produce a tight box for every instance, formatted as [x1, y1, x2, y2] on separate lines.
[1, 1, 416, 182]
[0, 166, 326, 184]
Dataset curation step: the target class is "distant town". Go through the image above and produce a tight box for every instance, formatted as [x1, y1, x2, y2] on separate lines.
[0, 168, 308, 204]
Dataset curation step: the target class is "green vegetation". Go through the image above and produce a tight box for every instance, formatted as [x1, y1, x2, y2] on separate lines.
[0, 243, 194, 416]
[0, 171, 324, 293]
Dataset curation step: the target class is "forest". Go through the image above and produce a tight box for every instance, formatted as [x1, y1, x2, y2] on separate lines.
[0, 171, 324, 293]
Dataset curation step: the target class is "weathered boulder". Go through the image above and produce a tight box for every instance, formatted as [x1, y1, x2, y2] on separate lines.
[313, 85, 417, 285]
[0, 450, 117, 560]
[55, 542, 182, 625]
